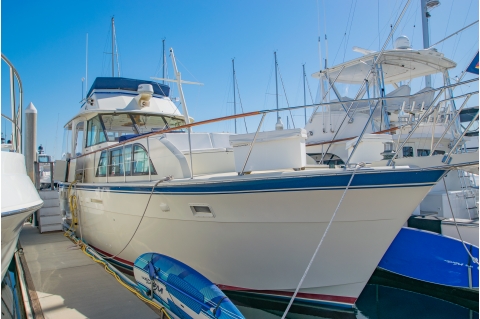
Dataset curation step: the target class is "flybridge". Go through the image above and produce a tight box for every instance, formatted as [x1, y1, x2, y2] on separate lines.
[86, 77, 170, 98]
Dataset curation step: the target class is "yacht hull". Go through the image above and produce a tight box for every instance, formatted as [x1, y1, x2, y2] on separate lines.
[70, 168, 446, 308]
[1, 152, 43, 279]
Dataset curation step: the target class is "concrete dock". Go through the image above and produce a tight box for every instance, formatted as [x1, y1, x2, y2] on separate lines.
[18, 224, 161, 319]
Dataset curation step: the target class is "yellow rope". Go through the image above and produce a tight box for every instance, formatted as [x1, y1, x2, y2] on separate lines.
[64, 232, 171, 318]
[63, 181, 171, 318]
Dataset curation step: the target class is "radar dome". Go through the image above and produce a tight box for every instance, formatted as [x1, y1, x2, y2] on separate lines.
[394, 36, 411, 50]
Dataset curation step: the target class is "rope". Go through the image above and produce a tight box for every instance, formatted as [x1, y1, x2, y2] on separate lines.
[280, 162, 366, 319]
[102, 176, 173, 260]
[64, 231, 171, 318]
[442, 177, 479, 265]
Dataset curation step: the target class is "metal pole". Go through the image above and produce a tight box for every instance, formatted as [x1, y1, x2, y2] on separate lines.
[111, 17, 114, 77]
[421, 0, 432, 88]
[147, 138, 151, 182]
[275, 52, 279, 118]
[25, 103, 37, 183]
[86, 33, 88, 97]
[170, 48, 194, 178]
[9, 68, 16, 151]
[233, 58, 237, 134]
[303, 64, 306, 125]
[240, 113, 266, 176]
[431, 94, 472, 154]
[442, 111, 479, 164]
[50, 162, 54, 190]
[389, 88, 446, 165]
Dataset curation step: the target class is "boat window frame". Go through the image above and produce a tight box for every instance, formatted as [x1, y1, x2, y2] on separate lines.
[95, 143, 157, 177]
[86, 115, 108, 148]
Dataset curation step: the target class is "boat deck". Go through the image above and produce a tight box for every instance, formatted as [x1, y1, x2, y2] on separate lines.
[18, 224, 160, 319]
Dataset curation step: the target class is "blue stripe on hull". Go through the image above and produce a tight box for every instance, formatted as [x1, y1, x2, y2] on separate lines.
[62, 169, 446, 195]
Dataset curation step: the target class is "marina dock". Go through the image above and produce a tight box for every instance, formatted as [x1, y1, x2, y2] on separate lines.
[18, 224, 161, 319]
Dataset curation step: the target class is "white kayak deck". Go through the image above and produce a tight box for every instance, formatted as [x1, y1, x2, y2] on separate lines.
[18, 224, 160, 319]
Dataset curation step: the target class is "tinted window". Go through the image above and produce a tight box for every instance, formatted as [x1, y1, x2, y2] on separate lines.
[417, 149, 430, 157]
[109, 148, 124, 176]
[96, 151, 108, 177]
[86, 116, 107, 147]
[403, 146, 414, 157]
[133, 144, 156, 175]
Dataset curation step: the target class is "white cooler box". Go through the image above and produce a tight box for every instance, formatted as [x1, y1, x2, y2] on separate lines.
[229, 128, 307, 173]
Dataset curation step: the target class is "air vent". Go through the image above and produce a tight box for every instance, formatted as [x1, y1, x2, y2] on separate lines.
[190, 205, 215, 218]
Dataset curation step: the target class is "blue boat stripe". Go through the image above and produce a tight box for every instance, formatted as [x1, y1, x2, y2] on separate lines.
[61, 169, 445, 195]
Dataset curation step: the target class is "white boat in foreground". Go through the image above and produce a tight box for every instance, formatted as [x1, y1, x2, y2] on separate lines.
[57, 47, 477, 308]
[1, 55, 43, 280]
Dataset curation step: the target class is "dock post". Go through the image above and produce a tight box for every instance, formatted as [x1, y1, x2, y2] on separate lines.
[25, 102, 37, 183]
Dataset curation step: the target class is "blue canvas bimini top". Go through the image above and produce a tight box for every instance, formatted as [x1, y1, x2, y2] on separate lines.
[87, 77, 170, 98]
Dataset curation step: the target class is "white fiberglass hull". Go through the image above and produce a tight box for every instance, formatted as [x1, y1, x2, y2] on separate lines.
[1, 152, 43, 279]
[70, 168, 445, 307]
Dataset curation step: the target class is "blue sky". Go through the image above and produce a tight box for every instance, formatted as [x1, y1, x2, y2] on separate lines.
[2, 0, 478, 160]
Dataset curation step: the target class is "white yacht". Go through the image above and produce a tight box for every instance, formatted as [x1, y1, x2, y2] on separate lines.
[57, 48, 476, 308]
[305, 36, 479, 245]
[1, 55, 43, 280]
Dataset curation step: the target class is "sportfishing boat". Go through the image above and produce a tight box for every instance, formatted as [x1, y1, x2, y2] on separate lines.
[305, 36, 479, 241]
[57, 46, 477, 308]
[1, 55, 43, 280]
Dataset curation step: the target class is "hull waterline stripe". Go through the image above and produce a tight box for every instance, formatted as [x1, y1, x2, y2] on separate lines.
[89, 245, 357, 307]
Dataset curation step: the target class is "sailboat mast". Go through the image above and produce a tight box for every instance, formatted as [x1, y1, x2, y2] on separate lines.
[162, 38, 166, 84]
[275, 51, 278, 118]
[232, 59, 237, 134]
[303, 64, 306, 125]
[111, 17, 115, 77]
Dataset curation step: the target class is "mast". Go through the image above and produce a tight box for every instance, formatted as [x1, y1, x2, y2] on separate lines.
[162, 38, 166, 84]
[111, 17, 115, 77]
[232, 58, 237, 134]
[303, 64, 306, 125]
[275, 52, 278, 117]
[86, 33, 88, 97]
[421, 0, 440, 87]
[274, 51, 283, 130]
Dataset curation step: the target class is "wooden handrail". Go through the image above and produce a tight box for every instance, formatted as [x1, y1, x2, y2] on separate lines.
[74, 111, 262, 159]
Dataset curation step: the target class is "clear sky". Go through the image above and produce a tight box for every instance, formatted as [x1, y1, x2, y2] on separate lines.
[1, 0, 478, 160]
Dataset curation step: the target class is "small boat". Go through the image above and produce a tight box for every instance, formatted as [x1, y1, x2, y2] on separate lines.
[134, 252, 245, 319]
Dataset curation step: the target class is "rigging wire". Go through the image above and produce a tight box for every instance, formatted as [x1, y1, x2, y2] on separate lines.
[343, 0, 358, 63]
[277, 65, 296, 128]
[452, 0, 475, 60]
[235, 76, 249, 133]
[440, 0, 455, 53]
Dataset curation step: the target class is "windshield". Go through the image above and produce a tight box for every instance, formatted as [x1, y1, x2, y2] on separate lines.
[130, 114, 185, 134]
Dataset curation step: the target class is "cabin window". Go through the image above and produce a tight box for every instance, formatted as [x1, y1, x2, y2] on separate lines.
[133, 144, 157, 175]
[74, 122, 84, 156]
[96, 151, 108, 177]
[109, 148, 124, 176]
[86, 116, 107, 147]
[100, 114, 138, 142]
[402, 146, 414, 157]
[416, 149, 444, 156]
[95, 144, 156, 177]
[124, 145, 132, 176]
[417, 149, 430, 157]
